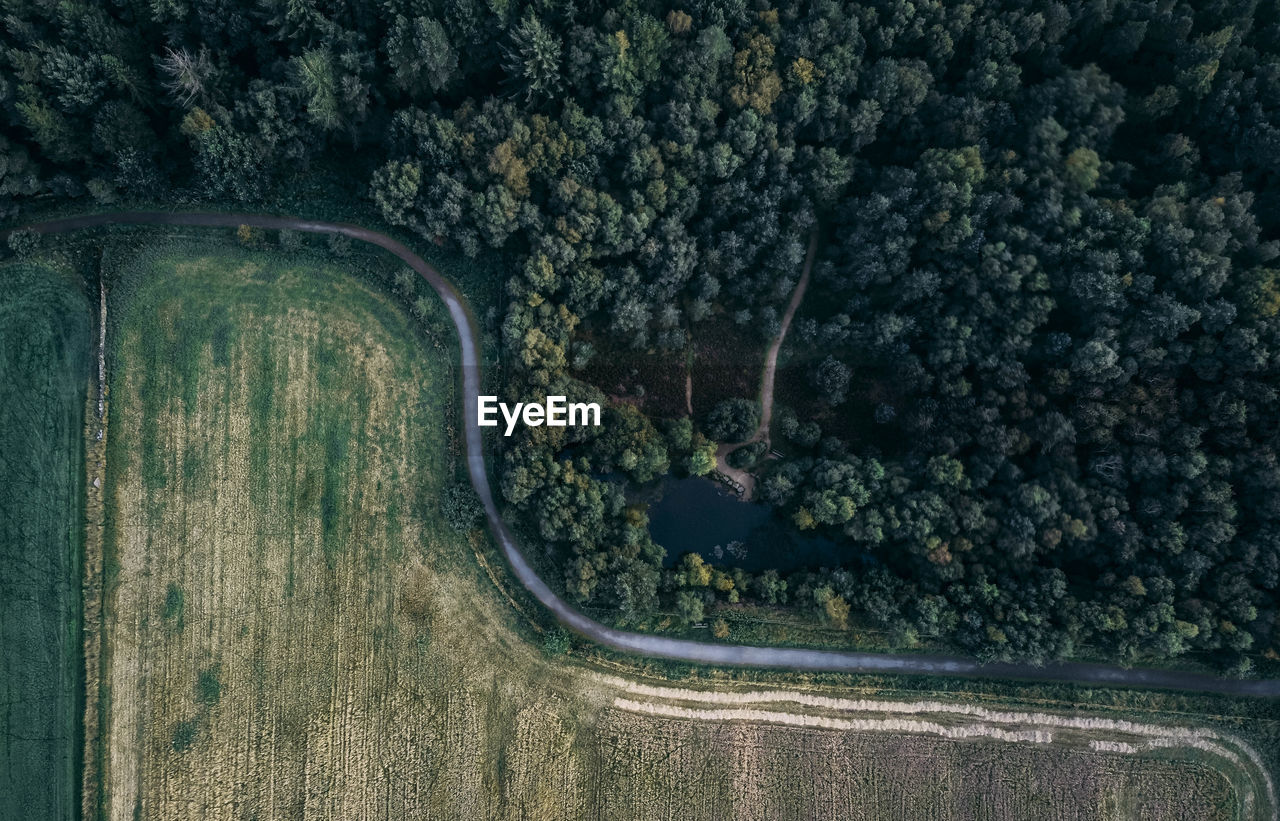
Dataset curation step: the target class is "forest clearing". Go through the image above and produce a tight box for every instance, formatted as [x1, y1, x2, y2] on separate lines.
[88, 236, 1271, 820]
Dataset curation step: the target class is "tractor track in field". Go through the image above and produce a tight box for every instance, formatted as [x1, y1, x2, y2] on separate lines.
[9, 210, 1280, 699]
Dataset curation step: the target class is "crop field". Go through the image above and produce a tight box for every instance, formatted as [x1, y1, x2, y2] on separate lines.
[595, 711, 1235, 820]
[594, 677, 1269, 820]
[94, 236, 1270, 820]
[0, 260, 90, 821]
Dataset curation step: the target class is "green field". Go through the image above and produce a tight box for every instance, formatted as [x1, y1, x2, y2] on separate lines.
[0, 260, 90, 821]
[86, 234, 1271, 820]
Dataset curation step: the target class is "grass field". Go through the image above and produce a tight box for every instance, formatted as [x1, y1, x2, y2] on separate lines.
[94, 236, 1272, 820]
[0, 260, 90, 821]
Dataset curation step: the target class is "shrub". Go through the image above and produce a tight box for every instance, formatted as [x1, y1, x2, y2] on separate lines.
[6, 229, 39, 258]
[726, 441, 767, 469]
[541, 626, 571, 656]
[441, 484, 483, 532]
[704, 398, 760, 443]
[809, 355, 851, 405]
[278, 228, 302, 251]
[235, 224, 263, 247]
[326, 233, 352, 258]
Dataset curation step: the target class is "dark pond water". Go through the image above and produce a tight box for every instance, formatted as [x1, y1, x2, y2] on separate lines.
[644, 477, 870, 572]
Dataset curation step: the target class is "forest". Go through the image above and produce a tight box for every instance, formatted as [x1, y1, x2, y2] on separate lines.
[3, 0, 1279, 671]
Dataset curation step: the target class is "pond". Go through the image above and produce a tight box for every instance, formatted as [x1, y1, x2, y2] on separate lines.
[644, 477, 871, 572]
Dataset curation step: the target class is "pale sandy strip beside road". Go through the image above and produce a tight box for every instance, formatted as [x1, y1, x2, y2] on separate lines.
[614, 698, 1054, 744]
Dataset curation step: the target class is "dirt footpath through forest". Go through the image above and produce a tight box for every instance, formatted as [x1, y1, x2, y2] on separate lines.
[715, 229, 818, 500]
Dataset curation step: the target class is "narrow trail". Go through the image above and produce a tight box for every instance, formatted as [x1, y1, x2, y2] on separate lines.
[755, 228, 818, 446]
[11, 210, 1280, 698]
[714, 229, 818, 498]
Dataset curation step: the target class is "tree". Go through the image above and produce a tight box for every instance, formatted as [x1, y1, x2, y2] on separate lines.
[727, 441, 766, 469]
[157, 47, 215, 107]
[289, 49, 344, 131]
[687, 441, 717, 476]
[0, 138, 42, 219]
[387, 17, 457, 97]
[676, 590, 705, 623]
[6, 229, 39, 259]
[704, 398, 760, 443]
[441, 484, 483, 532]
[678, 553, 712, 587]
[191, 124, 267, 202]
[729, 32, 781, 114]
[502, 13, 563, 103]
[809, 355, 851, 405]
[814, 586, 850, 629]
[372, 160, 422, 224]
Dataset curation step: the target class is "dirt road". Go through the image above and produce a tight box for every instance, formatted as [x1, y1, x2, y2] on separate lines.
[12, 210, 1279, 698]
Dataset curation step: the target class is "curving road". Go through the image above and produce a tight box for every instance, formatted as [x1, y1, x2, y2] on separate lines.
[12, 210, 1280, 698]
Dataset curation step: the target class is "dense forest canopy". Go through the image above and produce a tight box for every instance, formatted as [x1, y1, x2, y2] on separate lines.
[4, 0, 1280, 671]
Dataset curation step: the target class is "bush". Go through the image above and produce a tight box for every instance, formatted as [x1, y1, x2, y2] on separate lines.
[686, 441, 717, 476]
[789, 420, 821, 448]
[727, 441, 767, 469]
[809, 355, 851, 405]
[235, 224, 263, 247]
[441, 484, 483, 532]
[326, 233, 352, 258]
[278, 228, 302, 251]
[541, 626, 571, 656]
[6, 229, 39, 258]
[703, 398, 760, 443]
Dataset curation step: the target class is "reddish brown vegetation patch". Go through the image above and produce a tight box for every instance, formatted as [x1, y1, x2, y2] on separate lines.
[577, 332, 689, 419]
[690, 318, 767, 417]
